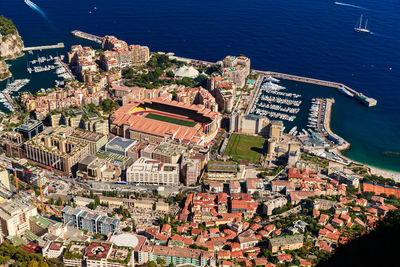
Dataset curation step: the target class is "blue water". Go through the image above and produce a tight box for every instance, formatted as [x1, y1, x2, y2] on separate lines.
[1, 0, 400, 171]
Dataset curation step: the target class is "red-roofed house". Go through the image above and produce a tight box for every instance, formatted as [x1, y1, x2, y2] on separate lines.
[300, 259, 312, 266]
[332, 218, 344, 227]
[276, 254, 292, 263]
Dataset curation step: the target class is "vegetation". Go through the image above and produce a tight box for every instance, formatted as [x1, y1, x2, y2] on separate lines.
[145, 113, 197, 127]
[260, 165, 285, 177]
[272, 203, 294, 215]
[0, 16, 17, 40]
[363, 174, 400, 188]
[224, 133, 265, 163]
[0, 242, 62, 267]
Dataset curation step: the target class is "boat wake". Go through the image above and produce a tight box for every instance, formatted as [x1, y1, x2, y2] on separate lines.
[334, 2, 369, 10]
[24, 0, 51, 23]
[370, 32, 387, 37]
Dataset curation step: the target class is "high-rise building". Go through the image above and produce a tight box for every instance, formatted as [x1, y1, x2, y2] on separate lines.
[181, 157, 201, 186]
[269, 120, 283, 140]
[0, 168, 10, 191]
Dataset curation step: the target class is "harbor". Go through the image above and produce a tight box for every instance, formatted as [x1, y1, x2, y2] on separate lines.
[256, 70, 377, 107]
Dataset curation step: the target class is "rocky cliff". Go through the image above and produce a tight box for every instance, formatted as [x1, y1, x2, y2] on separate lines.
[0, 16, 24, 81]
[0, 59, 11, 81]
[0, 33, 24, 60]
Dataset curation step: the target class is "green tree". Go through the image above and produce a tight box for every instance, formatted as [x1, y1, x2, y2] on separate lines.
[56, 197, 63, 206]
[156, 258, 166, 265]
[175, 193, 184, 203]
[28, 260, 39, 267]
[166, 70, 175, 78]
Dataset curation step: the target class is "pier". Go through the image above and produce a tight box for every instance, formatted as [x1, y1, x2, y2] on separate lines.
[71, 30, 103, 44]
[22, 43, 65, 51]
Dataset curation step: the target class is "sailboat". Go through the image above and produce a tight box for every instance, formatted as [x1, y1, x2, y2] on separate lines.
[354, 15, 370, 34]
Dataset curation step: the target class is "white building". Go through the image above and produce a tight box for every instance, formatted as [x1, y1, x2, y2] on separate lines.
[126, 157, 179, 186]
[43, 242, 64, 259]
[0, 168, 10, 191]
[173, 66, 199, 79]
[0, 199, 38, 237]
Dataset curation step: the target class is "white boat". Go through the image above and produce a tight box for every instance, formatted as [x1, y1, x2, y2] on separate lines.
[354, 15, 371, 34]
[265, 76, 280, 83]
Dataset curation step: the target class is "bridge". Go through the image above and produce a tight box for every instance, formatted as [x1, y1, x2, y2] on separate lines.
[22, 43, 65, 51]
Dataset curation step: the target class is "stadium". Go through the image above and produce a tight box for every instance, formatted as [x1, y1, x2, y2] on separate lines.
[110, 98, 221, 147]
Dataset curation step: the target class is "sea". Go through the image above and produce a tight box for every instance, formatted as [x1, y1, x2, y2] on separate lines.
[1, 0, 399, 172]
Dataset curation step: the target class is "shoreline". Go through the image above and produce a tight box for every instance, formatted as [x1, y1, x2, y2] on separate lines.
[335, 149, 400, 181]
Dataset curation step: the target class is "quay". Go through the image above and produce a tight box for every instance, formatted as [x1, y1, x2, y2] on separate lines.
[71, 30, 103, 44]
[55, 57, 75, 79]
[322, 98, 350, 150]
[22, 43, 65, 51]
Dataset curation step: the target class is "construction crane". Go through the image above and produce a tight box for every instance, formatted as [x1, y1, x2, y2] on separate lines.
[37, 159, 61, 214]
[12, 159, 60, 214]
[12, 167, 34, 196]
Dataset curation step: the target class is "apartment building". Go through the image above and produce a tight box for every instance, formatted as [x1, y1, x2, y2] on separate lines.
[0, 199, 38, 237]
[61, 206, 120, 235]
[138, 245, 216, 266]
[126, 157, 179, 186]
[24, 126, 91, 176]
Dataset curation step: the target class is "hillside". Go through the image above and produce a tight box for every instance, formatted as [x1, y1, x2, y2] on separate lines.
[318, 210, 400, 267]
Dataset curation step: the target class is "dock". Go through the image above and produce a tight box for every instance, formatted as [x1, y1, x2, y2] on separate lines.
[22, 43, 65, 51]
[71, 30, 103, 44]
[55, 57, 75, 79]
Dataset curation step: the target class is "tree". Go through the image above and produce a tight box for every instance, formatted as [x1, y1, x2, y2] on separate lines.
[94, 195, 100, 206]
[145, 261, 156, 267]
[123, 226, 132, 232]
[56, 197, 63, 206]
[166, 70, 175, 78]
[90, 190, 94, 199]
[131, 219, 137, 231]
[28, 260, 39, 267]
[175, 193, 184, 203]
[347, 185, 358, 196]
[252, 191, 260, 200]
[156, 258, 166, 265]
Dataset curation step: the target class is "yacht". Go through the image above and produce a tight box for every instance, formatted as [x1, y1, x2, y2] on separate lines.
[354, 15, 371, 34]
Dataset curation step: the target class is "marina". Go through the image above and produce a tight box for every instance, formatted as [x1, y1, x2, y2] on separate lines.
[0, 79, 30, 112]
[248, 75, 303, 122]
[26, 55, 73, 79]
